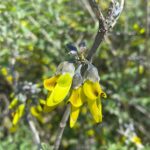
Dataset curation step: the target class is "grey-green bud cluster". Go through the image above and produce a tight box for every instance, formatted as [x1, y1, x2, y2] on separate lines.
[55, 61, 100, 89]
[55, 61, 75, 76]
[72, 65, 83, 89]
[83, 64, 100, 83]
[71, 63, 100, 89]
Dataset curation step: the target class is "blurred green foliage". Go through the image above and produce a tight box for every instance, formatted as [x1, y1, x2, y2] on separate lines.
[0, 0, 150, 149]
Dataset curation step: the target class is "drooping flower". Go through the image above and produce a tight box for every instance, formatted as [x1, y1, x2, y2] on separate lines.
[69, 64, 107, 128]
[9, 98, 18, 109]
[131, 135, 143, 149]
[12, 104, 25, 125]
[69, 87, 84, 127]
[68, 65, 84, 127]
[30, 104, 44, 123]
[43, 61, 75, 109]
[43, 60, 106, 128]
[83, 80, 106, 123]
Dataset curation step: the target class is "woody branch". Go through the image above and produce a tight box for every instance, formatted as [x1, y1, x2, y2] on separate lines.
[53, 0, 124, 150]
[87, 0, 124, 61]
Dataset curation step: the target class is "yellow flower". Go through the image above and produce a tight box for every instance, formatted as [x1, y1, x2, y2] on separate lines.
[83, 80, 106, 100]
[39, 98, 57, 113]
[69, 81, 106, 128]
[30, 105, 44, 123]
[69, 63, 107, 128]
[12, 104, 25, 125]
[70, 105, 80, 128]
[9, 98, 18, 109]
[131, 135, 142, 145]
[69, 87, 84, 107]
[69, 87, 84, 127]
[43, 62, 75, 109]
[83, 80, 106, 122]
[1, 67, 8, 76]
[43, 62, 107, 128]
[6, 75, 13, 84]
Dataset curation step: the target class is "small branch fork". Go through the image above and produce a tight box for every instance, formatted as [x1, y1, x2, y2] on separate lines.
[54, 0, 124, 150]
[87, 0, 125, 61]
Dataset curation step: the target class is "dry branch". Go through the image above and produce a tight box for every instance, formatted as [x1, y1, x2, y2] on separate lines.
[87, 0, 124, 61]
[53, 104, 71, 150]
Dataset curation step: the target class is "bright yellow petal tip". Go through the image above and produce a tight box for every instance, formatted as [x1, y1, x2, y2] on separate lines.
[101, 92, 107, 98]
[30, 106, 44, 123]
[88, 99, 102, 123]
[70, 105, 80, 128]
[9, 98, 18, 109]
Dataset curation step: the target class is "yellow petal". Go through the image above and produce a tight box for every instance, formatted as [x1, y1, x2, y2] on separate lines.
[87, 99, 102, 123]
[131, 136, 142, 145]
[47, 73, 72, 106]
[83, 81, 101, 100]
[39, 99, 46, 105]
[30, 106, 44, 123]
[36, 105, 43, 112]
[39, 98, 56, 112]
[12, 104, 25, 125]
[30, 106, 39, 117]
[69, 87, 83, 107]
[9, 98, 18, 109]
[70, 105, 80, 128]
[44, 75, 59, 91]
[43, 104, 58, 113]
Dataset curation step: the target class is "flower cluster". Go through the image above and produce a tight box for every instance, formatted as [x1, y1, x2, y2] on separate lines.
[9, 81, 43, 131]
[44, 60, 107, 128]
[119, 123, 143, 149]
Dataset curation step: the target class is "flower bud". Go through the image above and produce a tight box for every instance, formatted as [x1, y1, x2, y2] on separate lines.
[78, 41, 87, 55]
[67, 43, 77, 56]
[72, 65, 83, 89]
[83, 64, 100, 82]
[55, 61, 75, 76]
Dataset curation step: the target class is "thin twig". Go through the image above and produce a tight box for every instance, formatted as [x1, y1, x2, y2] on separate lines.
[0, 94, 9, 118]
[53, 104, 71, 150]
[87, 0, 124, 61]
[27, 114, 41, 150]
[81, 0, 97, 22]
[145, 0, 150, 58]
[87, 19, 106, 61]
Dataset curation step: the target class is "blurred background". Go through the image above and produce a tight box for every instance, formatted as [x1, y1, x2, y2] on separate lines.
[0, 0, 149, 149]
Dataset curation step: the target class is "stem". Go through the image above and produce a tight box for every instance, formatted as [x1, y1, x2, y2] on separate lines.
[0, 94, 9, 118]
[87, 21, 106, 61]
[145, 0, 149, 53]
[27, 114, 41, 150]
[54, 104, 71, 150]
[87, 0, 124, 61]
